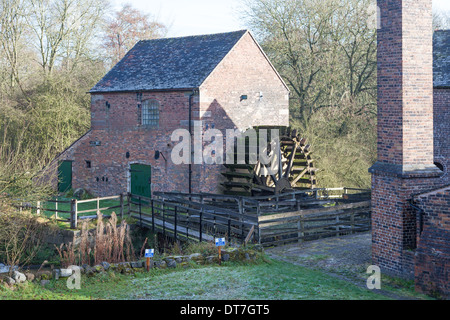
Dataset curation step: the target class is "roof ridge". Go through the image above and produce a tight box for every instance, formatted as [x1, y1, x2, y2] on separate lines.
[138, 29, 248, 43]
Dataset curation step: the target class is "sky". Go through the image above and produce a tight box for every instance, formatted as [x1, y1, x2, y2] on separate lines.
[111, 0, 450, 37]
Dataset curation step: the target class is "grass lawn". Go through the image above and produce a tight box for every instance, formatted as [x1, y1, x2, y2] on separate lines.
[0, 258, 390, 300]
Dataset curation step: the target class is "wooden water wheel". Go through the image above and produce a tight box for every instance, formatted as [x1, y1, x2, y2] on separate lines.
[221, 127, 317, 196]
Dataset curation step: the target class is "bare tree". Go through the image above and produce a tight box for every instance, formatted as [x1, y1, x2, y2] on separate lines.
[242, 0, 377, 125]
[433, 10, 450, 30]
[0, 0, 31, 94]
[102, 3, 168, 65]
[26, 0, 109, 77]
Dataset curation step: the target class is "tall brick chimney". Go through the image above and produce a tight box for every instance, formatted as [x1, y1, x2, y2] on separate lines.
[369, 0, 442, 277]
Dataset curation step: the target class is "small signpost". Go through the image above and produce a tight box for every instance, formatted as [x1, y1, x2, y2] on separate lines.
[145, 249, 154, 271]
[215, 238, 225, 265]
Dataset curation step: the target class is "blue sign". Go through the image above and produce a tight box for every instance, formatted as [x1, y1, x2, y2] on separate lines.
[215, 238, 226, 247]
[145, 249, 154, 258]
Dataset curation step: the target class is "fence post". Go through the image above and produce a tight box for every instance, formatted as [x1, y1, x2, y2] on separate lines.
[298, 216, 304, 243]
[199, 207, 203, 242]
[351, 210, 355, 234]
[96, 197, 100, 217]
[36, 201, 41, 216]
[139, 196, 142, 227]
[120, 194, 124, 219]
[162, 200, 166, 238]
[151, 199, 155, 233]
[127, 193, 131, 216]
[55, 198, 58, 220]
[174, 206, 178, 242]
[70, 199, 78, 229]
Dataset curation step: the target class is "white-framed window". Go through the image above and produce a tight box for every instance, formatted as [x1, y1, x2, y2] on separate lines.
[142, 99, 160, 127]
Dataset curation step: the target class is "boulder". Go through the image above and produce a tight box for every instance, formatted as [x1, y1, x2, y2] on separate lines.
[130, 261, 144, 269]
[154, 260, 167, 269]
[12, 271, 27, 283]
[37, 270, 52, 280]
[59, 269, 74, 278]
[4, 276, 15, 285]
[100, 262, 111, 271]
[40, 280, 50, 286]
[52, 269, 61, 280]
[25, 272, 35, 282]
[166, 259, 177, 268]
[189, 253, 204, 262]
[93, 265, 105, 273]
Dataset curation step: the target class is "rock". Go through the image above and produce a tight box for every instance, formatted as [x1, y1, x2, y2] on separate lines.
[84, 266, 95, 277]
[173, 256, 183, 264]
[81, 264, 90, 274]
[60, 269, 73, 278]
[40, 280, 50, 287]
[12, 271, 26, 283]
[166, 259, 177, 268]
[154, 260, 167, 269]
[222, 248, 239, 260]
[100, 262, 110, 271]
[206, 255, 220, 264]
[93, 265, 105, 273]
[121, 267, 132, 275]
[189, 253, 204, 262]
[221, 254, 230, 262]
[245, 253, 250, 260]
[130, 261, 143, 269]
[37, 270, 52, 280]
[52, 269, 61, 280]
[25, 272, 35, 282]
[4, 276, 15, 285]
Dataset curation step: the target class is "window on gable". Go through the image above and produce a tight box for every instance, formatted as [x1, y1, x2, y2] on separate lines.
[142, 99, 160, 127]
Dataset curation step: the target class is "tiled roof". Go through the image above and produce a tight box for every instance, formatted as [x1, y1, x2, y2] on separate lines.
[90, 30, 248, 93]
[433, 30, 450, 88]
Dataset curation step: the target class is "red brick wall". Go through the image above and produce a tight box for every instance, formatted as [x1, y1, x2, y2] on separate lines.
[55, 91, 193, 196]
[371, 173, 443, 278]
[194, 31, 290, 193]
[413, 187, 450, 299]
[434, 89, 450, 184]
[370, 0, 443, 278]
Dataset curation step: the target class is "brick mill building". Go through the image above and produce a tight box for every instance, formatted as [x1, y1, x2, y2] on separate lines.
[370, 0, 449, 298]
[50, 30, 289, 198]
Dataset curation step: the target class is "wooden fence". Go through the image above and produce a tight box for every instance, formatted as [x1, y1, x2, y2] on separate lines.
[18, 187, 371, 246]
[18, 194, 126, 229]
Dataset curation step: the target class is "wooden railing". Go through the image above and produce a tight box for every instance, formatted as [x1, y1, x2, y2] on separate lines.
[18, 187, 371, 246]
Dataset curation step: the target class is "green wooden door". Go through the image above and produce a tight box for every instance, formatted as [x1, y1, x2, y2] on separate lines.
[58, 160, 72, 193]
[130, 164, 151, 198]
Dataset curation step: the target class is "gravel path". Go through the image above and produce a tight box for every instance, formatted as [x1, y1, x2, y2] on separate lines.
[265, 232, 420, 300]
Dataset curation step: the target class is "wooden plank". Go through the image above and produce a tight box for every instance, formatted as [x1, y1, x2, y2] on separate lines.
[244, 225, 255, 245]
[131, 213, 214, 242]
[259, 209, 370, 228]
[258, 201, 371, 223]
[77, 195, 120, 204]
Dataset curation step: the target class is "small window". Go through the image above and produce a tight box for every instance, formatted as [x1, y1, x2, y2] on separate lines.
[142, 99, 160, 127]
[85, 160, 91, 168]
